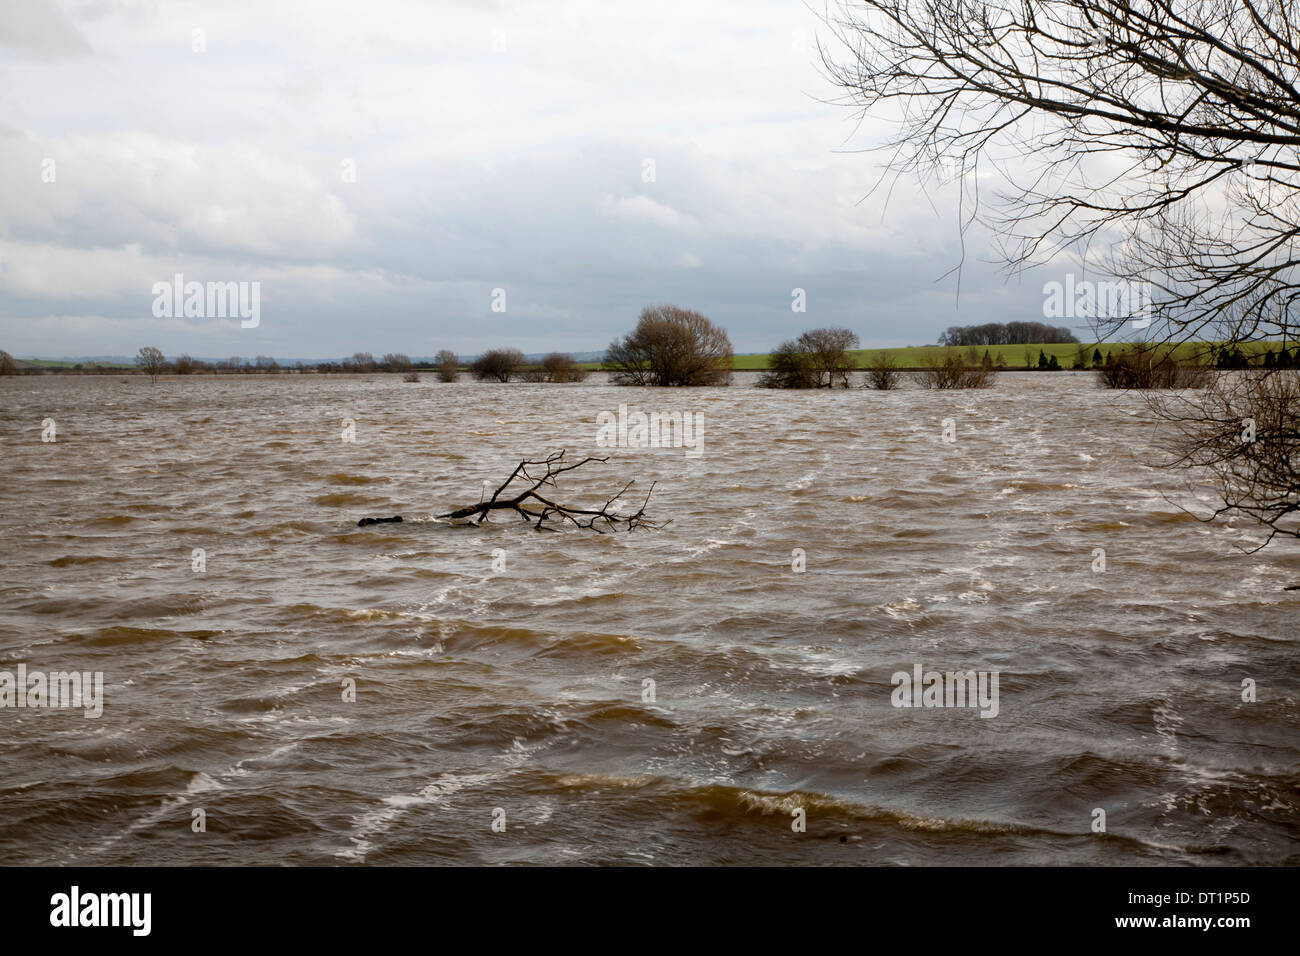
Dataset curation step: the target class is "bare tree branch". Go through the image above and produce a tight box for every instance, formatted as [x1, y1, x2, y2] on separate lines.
[359, 450, 664, 533]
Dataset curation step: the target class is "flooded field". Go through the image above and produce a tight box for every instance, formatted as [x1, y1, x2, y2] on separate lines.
[1, 372, 1296, 865]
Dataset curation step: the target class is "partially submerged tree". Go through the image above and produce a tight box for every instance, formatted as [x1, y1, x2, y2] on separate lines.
[135, 346, 166, 383]
[1, 350, 17, 375]
[541, 352, 589, 383]
[865, 351, 901, 390]
[1164, 370, 1300, 549]
[918, 351, 996, 389]
[359, 450, 663, 532]
[1098, 347, 1211, 389]
[348, 352, 376, 372]
[471, 348, 526, 382]
[605, 305, 733, 386]
[434, 350, 460, 382]
[758, 327, 860, 388]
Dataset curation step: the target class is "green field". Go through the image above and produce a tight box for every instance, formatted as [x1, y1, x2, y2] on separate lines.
[727, 341, 1280, 371]
[581, 341, 1281, 372]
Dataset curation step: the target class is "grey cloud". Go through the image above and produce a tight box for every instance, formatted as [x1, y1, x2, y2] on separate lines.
[0, 0, 91, 57]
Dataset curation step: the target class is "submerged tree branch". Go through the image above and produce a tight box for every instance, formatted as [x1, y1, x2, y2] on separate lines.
[358, 450, 664, 532]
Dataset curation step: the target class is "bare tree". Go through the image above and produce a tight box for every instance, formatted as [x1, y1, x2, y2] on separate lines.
[434, 350, 460, 382]
[0, 350, 17, 376]
[382, 353, 412, 373]
[358, 450, 663, 532]
[1163, 370, 1300, 549]
[865, 351, 902, 390]
[605, 305, 733, 386]
[824, 1, 1300, 344]
[471, 348, 526, 382]
[135, 346, 166, 383]
[759, 327, 860, 388]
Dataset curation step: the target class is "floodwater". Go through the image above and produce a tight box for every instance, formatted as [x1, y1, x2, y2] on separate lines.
[1, 371, 1296, 865]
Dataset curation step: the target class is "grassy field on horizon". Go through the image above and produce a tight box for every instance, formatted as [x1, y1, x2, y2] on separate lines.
[583, 340, 1283, 372]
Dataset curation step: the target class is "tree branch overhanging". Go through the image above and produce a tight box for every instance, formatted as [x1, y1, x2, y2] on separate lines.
[821, 0, 1300, 346]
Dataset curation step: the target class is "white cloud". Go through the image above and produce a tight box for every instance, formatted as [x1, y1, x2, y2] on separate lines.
[599, 194, 694, 230]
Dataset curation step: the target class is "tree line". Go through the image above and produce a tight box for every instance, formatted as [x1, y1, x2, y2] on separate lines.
[17, 307, 1292, 390]
[937, 323, 1079, 347]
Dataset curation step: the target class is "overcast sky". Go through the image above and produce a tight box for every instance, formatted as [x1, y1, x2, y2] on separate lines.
[0, 0, 1056, 360]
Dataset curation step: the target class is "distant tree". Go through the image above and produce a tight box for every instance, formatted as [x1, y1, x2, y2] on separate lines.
[541, 352, 589, 383]
[135, 346, 166, 383]
[865, 351, 901, 390]
[382, 353, 412, 373]
[471, 348, 526, 382]
[919, 351, 997, 389]
[1047, 354, 1062, 371]
[759, 327, 859, 388]
[1037, 350, 1049, 370]
[758, 340, 817, 388]
[434, 350, 460, 382]
[804, 327, 860, 387]
[0, 350, 16, 375]
[350, 352, 376, 372]
[255, 355, 280, 373]
[605, 305, 733, 386]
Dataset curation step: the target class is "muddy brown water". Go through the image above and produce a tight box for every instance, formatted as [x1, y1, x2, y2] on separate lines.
[1, 371, 1296, 864]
